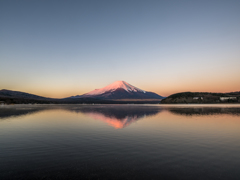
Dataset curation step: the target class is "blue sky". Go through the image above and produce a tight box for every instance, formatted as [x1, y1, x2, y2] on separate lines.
[1, 0, 240, 98]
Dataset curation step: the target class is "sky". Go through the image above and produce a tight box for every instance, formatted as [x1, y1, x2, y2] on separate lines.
[0, 0, 240, 98]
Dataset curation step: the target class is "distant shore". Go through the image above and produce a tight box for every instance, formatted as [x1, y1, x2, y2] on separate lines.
[161, 92, 240, 104]
[1, 90, 239, 105]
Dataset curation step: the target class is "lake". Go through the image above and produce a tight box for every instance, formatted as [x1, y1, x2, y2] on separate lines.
[0, 104, 240, 180]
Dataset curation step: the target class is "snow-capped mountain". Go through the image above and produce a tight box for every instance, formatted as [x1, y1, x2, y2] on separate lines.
[85, 81, 146, 96]
[70, 81, 164, 100]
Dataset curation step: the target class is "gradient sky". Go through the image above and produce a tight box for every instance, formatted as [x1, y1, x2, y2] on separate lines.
[1, 0, 240, 98]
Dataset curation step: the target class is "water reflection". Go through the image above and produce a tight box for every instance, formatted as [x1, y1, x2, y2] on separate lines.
[0, 105, 162, 128]
[167, 107, 240, 116]
[75, 106, 161, 128]
[0, 106, 47, 119]
[1, 105, 240, 128]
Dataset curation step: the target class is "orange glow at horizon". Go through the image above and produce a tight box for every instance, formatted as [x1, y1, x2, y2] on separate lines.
[3, 76, 239, 98]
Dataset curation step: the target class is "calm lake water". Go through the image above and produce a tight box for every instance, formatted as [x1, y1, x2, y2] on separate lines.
[0, 104, 240, 180]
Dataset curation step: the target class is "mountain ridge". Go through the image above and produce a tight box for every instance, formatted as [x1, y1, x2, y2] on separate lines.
[0, 89, 50, 100]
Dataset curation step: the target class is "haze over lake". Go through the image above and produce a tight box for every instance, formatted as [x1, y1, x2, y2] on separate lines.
[1, 104, 240, 180]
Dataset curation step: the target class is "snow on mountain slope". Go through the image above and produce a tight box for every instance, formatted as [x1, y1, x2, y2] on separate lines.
[68, 81, 164, 100]
[84, 81, 146, 96]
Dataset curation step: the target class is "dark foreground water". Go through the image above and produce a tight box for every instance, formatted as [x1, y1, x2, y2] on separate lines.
[0, 104, 240, 180]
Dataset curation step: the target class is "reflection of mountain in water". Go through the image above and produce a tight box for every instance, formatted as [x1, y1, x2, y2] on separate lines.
[168, 107, 240, 116]
[0, 105, 162, 129]
[86, 113, 139, 129]
[70, 105, 162, 129]
[1, 105, 240, 127]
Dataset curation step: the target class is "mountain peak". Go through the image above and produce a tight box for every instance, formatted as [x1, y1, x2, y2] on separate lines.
[83, 81, 146, 96]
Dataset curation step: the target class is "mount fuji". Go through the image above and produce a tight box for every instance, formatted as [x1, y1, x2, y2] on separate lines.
[70, 81, 164, 100]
